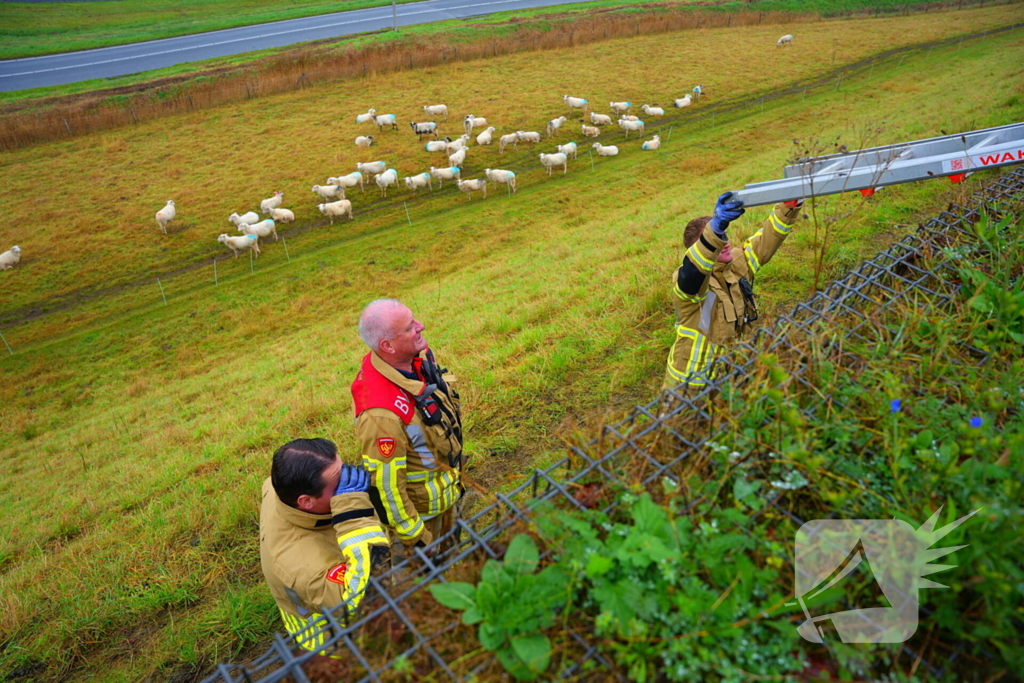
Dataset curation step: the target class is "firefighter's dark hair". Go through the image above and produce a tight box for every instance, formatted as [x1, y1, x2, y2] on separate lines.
[684, 216, 712, 248]
[271, 438, 338, 508]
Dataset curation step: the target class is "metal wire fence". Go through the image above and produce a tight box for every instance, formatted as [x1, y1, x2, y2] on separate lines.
[200, 166, 1024, 683]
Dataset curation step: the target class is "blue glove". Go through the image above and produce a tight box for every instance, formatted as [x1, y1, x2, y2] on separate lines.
[335, 464, 370, 496]
[709, 191, 745, 238]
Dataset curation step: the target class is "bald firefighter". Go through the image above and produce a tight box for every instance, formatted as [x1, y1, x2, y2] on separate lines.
[260, 438, 390, 654]
[351, 299, 464, 566]
[666, 192, 803, 390]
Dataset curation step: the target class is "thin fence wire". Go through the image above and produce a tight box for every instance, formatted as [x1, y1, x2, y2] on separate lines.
[197, 167, 1024, 683]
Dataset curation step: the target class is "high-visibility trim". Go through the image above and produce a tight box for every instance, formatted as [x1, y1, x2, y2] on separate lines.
[337, 527, 390, 548]
[744, 232, 763, 274]
[769, 210, 794, 235]
[673, 281, 704, 304]
[341, 538, 371, 611]
[369, 456, 423, 541]
[687, 242, 715, 271]
[667, 328, 722, 387]
[280, 609, 332, 655]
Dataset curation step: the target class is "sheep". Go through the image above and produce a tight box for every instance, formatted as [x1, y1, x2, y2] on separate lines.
[463, 115, 488, 136]
[592, 143, 619, 157]
[260, 191, 284, 214]
[312, 184, 345, 201]
[546, 116, 568, 137]
[218, 233, 260, 258]
[581, 124, 601, 138]
[610, 101, 632, 114]
[516, 131, 541, 144]
[641, 104, 665, 117]
[673, 95, 692, 108]
[238, 218, 278, 242]
[589, 112, 613, 126]
[374, 113, 398, 131]
[430, 166, 461, 187]
[356, 161, 388, 178]
[375, 168, 399, 197]
[618, 118, 645, 138]
[0, 245, 21, 270]
[563, 95, 588, 115]
[318, 199, 353, 224]
[155, 200, 175, 234]
[477, 127, 496, 146]
[777, 34, 793, 47]
[641, 135, 661, 151]
[692, 85, 704, 98]
[484, 168, 516, 194]
[539, 152, 568, 175]
[448, 147, 467, 168]
[620, 114, 640, 121]
[410, 121, 439, 140]
[456, 178, 487, 200]
[405, 172, 433, 192]
[355, 108, 377, 123]
[355, 135, 374, 148]
[425, 139, 450, 152]
[446, 134, 470, 153]
[266, 207, 295, 223]
[498, 132, 519, 154]
[423, 104, 448, 120]
[329, 171, 365, 192]
[557, 141, 578, 160]
[229, 211, 259, 227]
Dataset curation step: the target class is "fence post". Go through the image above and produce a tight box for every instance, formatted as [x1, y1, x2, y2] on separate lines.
[187, 94, 194, 110]
[249, 250, 255, 275]
[761, 97, 765, 114]
[0, 330, 12, 356]
[667, 124, 675, 143]
[282, 237, 291, 264]
[214, 259, 218, 285]
[403, 202, 412, 226]
[589, 150, 595, 172]
[63, 119, 72, 136]
[157, 278, 167, 306]
[130, 107, 138, 124]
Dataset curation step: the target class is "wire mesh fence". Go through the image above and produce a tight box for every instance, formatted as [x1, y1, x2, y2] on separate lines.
[196, 163, 1024, 682]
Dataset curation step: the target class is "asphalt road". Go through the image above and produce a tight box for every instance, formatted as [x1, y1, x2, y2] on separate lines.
[0, 0, 586, 92]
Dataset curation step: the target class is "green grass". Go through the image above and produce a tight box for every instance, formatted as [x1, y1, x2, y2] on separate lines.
[0, 6, 1023, 681]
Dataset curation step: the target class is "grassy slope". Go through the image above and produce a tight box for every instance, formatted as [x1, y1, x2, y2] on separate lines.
[0, 8, 1023, 682]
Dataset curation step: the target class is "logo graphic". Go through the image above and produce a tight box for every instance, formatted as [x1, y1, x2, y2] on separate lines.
[325, 563, 347, 585]
[790, 508, 978, 643]
[377, 437, 396, 457]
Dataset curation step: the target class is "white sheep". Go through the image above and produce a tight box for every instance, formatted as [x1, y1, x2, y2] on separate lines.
[423, 104, 449, 120]
[692, 85, 704, 98]
[641, 104, 665, 117]
[266, 207, 295, 223]
[498, 133, 519, 154]
[620, 114, 641, 121]
[448, 147, 467, 168]
[375, 168, 399, 196]
[777, 34, 793, 47]
[329, 171, 365, 192]
[581, 124, 601, 138]
[318, 199, 353, 224]
[155, 200, 175, 234]
[592, 143, 619, 157]
[430, 166, 461, 187]
[484, 168, 516, 194]
[516, 131, 541, 144]
[618, 118, 645, 138]
[546, 116, 568, 137]
[539, 152, 568, 175]
[356, 161, 387, 178]
[463, 115, 488, 136]
[477, 127, 496, 146]
[238, 218, 278, 242]
[446, 134, 470, 153]
[260, 191, 284, 214]
[673, 95, 692, 108]
[355, 108, 377, 123]
[374, 113, 398, 131]
[563, 95, 588, 115]
[610, 101, 632, 114]
[218, 233, 260, 258]
[425, 139, 450, 152]
[456, 178, 487, 200]
[0, 245, 21, 270]
[410, 121, 439, 139]
[641, 135, 661, 151]
[589, 112, 613, 126]
[312, 184, 345, 201]
[557, 141, 578, 160]
[405, 172, 433, 192]
[229, 211, 259, 227]
[355, 135, 375, 147]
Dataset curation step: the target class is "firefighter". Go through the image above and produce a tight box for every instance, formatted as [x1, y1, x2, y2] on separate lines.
[351, 298, 464, 567]
[259, 438, 390, 654]
[665, 192, 803, 390]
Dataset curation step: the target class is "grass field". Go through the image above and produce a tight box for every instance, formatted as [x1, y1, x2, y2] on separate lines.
[1, 4, 1023, 681]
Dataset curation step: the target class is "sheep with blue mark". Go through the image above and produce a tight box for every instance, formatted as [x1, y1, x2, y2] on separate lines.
[218, 233, 260, 258]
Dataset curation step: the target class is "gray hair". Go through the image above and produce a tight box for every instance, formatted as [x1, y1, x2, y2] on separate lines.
[358, 298, 404, 352]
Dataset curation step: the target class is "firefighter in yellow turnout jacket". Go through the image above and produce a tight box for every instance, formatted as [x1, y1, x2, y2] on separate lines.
[666, 192, 803, 388]
[260, 438, 390, 654]
[352, 299, 463, 556]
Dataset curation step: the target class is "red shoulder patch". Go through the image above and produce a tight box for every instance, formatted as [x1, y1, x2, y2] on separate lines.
[326, 563, 347, 585]
[377, 437, 396, 458]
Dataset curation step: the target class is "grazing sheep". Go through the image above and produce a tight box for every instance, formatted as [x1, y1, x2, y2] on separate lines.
[456, 178, 487, 200]
[620, 114, 640, 121]
[563, 95, 588, 115]
[581, 124, 601, 138]
[375, 168, 399, 196]
[476, 126, 496, 146]
[410, 121, 439, 140]
[777, 34, 793, 47]
[516, 131, 541, 144]
[446, 134, 470, 153]
[155, 200, 175, 234]
[260, 191, 284, 214]
[557, 141, 578, 160]
[589, 112, 613, 126]
[484, 168, 516, 194]
[618, 118, 645, 138]
[329, 171, 365, 192]
[318, 199, 353, 224]
[355, 108, 377, 123]
[238, 218, 278, 242]
[641, 104, 665, 117]
[592, 143, 619, 157]
[673, 95, 692, 108]
[425, 139, 450, 152]
[229, 211, 259, 227]
[692, 85, 704, 98]
[448, 147, 467, 168]
[312, 184, 345, 201]
[546, 116, 568, 137]
[539, 152, 568, 175]
[405, 172, 433, 192]
[0, 245, 21, 270]
[641, 135, 661, 151]
[423, 104, 449, 120]
[355, 135, 375, 148]
[356, 161, 388, 178]
[463, 115, 488, 136]
[374, 113, 398, 131]
[610, 101, 632, 114]
[218, 233, 260, 258]
[498, 132, 519, 154]
[266, 207, 295, 223]
[430, 166, 461, 187]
